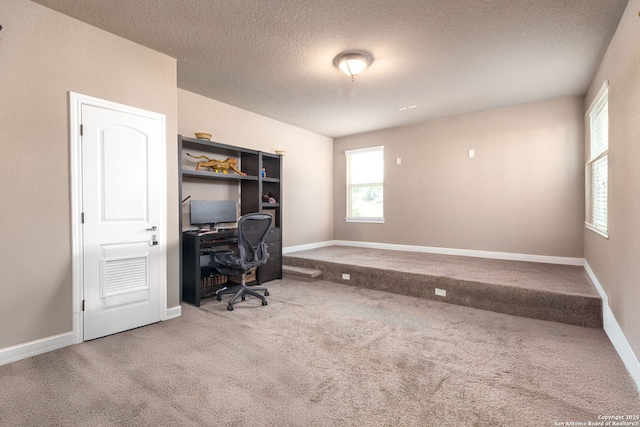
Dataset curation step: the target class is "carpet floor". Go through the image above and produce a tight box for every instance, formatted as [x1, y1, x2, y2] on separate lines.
[1, 278, 638, 426]
[283, 246, 602, 327]
[283, 246, 598, 296]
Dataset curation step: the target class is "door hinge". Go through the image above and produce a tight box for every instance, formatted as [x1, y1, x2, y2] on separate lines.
[82, 300, 85, 311]
[81, 212, 84, 224]
[80, 124, 83, 136]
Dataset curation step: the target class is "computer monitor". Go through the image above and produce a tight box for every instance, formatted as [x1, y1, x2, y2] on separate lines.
[190, 200, 238, 229]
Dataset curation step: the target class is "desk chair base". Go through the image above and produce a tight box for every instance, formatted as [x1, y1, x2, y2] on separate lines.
[215, 276, 269, 311]
[211, 213, 273, 311]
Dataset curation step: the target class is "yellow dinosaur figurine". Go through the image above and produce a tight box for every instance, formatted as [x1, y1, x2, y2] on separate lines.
[186, 153, 247, 176]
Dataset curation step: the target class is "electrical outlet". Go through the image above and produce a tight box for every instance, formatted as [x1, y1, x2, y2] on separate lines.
[342, 273, 350, 280]
[435, 288, 446, 297]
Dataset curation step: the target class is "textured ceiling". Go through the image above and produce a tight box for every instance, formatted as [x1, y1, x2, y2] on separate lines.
[32, 0, 628, 138]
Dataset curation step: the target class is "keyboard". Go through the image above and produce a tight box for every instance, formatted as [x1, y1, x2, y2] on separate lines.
[197, 228, 238, 249]
[214, 228, 238, 239]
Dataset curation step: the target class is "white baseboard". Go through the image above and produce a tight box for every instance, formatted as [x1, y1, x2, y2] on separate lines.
[0, 332, 76, 367]
[165, 305, 182, 320]
[585, 262, 640, 393]
[283, 240, 335, 254]
[284, 240, 585, 266]
[2, 306, 182, 367]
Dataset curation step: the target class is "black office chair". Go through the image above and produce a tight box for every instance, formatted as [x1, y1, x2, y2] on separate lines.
[214, 212, 272, 311]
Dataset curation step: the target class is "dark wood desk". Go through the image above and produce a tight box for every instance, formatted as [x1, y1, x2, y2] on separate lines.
[181, 231, 238, 307]
[181, 229, 281, 306]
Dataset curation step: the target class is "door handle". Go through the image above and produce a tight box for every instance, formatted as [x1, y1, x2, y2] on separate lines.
[146, 226, 157, 231]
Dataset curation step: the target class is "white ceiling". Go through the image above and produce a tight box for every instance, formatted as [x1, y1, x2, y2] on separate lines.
[33, 0, 628, 138]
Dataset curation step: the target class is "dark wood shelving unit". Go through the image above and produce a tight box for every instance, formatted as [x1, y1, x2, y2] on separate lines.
[178, 135, 283, 306]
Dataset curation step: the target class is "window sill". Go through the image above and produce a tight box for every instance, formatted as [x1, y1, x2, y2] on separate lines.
[585, 223, 609, 239]
[345, 217, 385, 224]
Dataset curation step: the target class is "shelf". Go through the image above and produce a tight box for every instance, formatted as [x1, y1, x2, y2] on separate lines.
[262, 177, 280, 183]
[262, 202, 280, 208]
[182, 169, 259, 181]
[181, 136, 259, 157]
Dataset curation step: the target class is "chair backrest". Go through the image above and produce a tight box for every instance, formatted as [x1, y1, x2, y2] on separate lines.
[237, 212, 273, 271]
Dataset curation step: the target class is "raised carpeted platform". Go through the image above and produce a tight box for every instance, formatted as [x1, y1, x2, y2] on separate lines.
[283, 246, 602, 328]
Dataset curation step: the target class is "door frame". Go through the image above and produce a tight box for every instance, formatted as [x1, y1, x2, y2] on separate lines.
[69, 92, 168, 344]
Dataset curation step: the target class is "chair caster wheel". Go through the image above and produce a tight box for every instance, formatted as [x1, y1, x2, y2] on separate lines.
[241, 295, 246, 301]
[261, 300, 268, 306]
[216, 295, 221, 301]
[264, 290, 269, 296]
[227, 304, 234, 311]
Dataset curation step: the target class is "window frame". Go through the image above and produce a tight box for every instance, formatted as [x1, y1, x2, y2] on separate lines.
[345, 145, 384, 223]
[585, 81, 609, 238]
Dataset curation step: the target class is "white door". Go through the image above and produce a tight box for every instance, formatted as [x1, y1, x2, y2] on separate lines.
[81, 103, 165, 340]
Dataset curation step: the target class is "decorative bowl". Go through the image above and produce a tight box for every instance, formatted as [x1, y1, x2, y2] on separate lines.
[195, 132, 212, 140]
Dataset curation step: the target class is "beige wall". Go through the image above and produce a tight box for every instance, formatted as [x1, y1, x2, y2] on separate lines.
[334, 96, 585, 258]
[177, 89, 334, 248]
[584, 0, 640, 360]
[0, 0, 178, 348]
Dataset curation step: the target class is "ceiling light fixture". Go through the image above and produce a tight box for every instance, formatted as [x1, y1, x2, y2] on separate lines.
[333, 51, 373, 81]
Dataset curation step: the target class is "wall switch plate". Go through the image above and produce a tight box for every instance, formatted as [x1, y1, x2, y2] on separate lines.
[468, 149, 475, 158]
[396, 157, 402, 165]
[342, 273, 350, 280]
[435, 288, 447, 297]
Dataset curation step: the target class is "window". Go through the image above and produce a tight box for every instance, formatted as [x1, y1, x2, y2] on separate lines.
[585, 82, 609, 237]
[346, 146, 384, 223]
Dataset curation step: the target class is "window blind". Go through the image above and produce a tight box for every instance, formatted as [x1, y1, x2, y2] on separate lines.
[586, 82, 608, 237]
